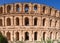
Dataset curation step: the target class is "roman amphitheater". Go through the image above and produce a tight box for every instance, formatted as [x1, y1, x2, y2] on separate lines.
[0, 2, 60, 42]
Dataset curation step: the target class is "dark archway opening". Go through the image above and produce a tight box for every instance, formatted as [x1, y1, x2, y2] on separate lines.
[25, 32, 29, 40]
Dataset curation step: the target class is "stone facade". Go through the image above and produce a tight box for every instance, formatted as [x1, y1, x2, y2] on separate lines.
[0, 3, 60, 41]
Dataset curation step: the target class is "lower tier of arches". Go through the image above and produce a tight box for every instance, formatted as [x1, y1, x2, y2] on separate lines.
[0, 29, 60, 41]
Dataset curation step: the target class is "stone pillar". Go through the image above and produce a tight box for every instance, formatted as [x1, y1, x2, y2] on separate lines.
[10, 31, 13, 41]
[51, 19, 55, 27]
[37, 17, 41, 26]
[29, 16, 33, 26]
[29, 31, 32, 41]
[20, 16, 23, 26]
[45, 18, 50, 27]
[51, 8, 55, 16]
[37, 31, 41, 41]
[19, 31, 21, 41]
[11, 17, 13, 26]
[14, 31, 16, 41]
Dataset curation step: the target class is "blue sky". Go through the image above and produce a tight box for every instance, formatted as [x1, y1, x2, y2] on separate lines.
[0, 0, 60, 10]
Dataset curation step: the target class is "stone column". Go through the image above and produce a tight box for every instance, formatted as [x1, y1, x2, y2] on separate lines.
[51, 19, 55, 27]
[19, 31, 21, 41]
[11, 17, 13, 26]
[14, 31, 16, 41]
[45, 18, 50, 27]
[29, 31, 32, 41]
[29, 16, 33, 26]
[20, 16, 23, 26]
[10, 31, 14, 41]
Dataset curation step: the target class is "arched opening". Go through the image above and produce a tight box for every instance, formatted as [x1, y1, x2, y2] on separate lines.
[6, 32, 11, 40]
[50, 8, 52, 14]
[43, 18, 45, 26]
[43, 32, 46, 40]
[7, 5, 11, 13]
[16, 17, 19, 25]
[0, 19, 2, 26]
[16, 4, 20, 12]
[25, 17, 29, 26]
[43, 6, 45, 13]
[7, 18, 11, 26]
[25, 4, 29, 13]
[50, 32, 52, 39]
[0, 32, 2, 35]
[34, 5, 37, 10]
[34, 32, 37, 40]
[16, 32, 19, 41]
[0, 7, 3, 13]
[55, 21, 57, 27]
[50, 20, 52, 27]
[34, 18, 37, 26]
[25, 32, 29, 40]
[55, 32, 57, 39]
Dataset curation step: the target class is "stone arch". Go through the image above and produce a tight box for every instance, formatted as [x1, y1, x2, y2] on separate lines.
[6, 32, 11, 40]
[7, 18, 11, 26]
[0, 7, 3, 13]
[50, 8, 52, 14]
[0, 31, 2, 35]
[43, 32, 46, 40]
[34, 5, 37, 10]
[25, 17, 29, 26]
[15, 32, 19, 41]
[25, 32, 29, 40]
[7, 5, 11, 13]
[16, 4, 20, 12]
[50, 19, 52, 27]
[16, 17, 19, 25]
[34, 32, 37, 40]
[0, 19, 2, 26]
[50, 32, 52, 39]
[43, 6, 45, 13]
[43, 18, 46, 26]
[55, 21, 57, 27]
[55, 32, 58, 39]
[24, 4, 29, 13]
[34, 17, 37, 26]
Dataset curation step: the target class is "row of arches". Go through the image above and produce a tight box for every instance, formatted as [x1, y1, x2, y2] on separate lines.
[0, 17, 58, 27]
[0, 31, 58, 41]
[0, 3, 59, 16]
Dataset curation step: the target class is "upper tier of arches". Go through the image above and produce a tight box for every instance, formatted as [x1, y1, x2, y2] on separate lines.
[0, 3, 60, 17]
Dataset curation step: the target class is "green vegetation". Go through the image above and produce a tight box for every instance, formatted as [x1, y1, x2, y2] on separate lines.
[0, 33, 8, 43]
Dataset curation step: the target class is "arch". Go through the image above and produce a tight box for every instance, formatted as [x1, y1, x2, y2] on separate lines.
[16, 32, 19, 41]
[34, 18, 37, 26]
[50, 19, 52, 27]
[7, 18, 11, 26]
[55, 32, 57, 39]
[50, 32, 52, 39]
[50, 8, 52, 14]
[24, 4, 29, 13]
[55, 21, 57, 27]
[16, 17, 19, 25]
[43, 6, 45, 13]
[43, 32, 46, 40]
[25, 17, 29, 26]
[7, 5, 11, 13]
[43, 18, 45, 26]
[0, 7, 3, 13]
[6, 32, 11, 40]
[34, 5, 37, 10]
[0, 31, 2, 35]
[0, 19, 2, 26]
[34, 32, 37, 40]
[25, 32, 29, 40]
[16, 4, 20, 12]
